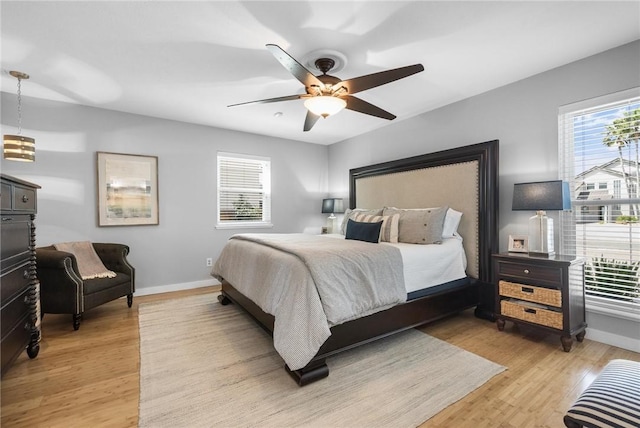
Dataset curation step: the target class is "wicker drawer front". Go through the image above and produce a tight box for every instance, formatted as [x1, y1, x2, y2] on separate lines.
[501, 300, 563, 330]
[499, 280, 562, 307]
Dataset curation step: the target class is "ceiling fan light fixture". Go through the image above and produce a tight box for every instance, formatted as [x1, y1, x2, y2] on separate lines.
[304, 96, 346, 118]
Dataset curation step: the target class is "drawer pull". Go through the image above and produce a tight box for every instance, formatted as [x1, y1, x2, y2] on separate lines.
[23, 270, 29, 279]
[22, 195, 29, 203]
[521, 286, 534, 293]
[524, 308, 537, 314]
[24, 295, 30, 304]
[523, 269, 530, 274]
[1, 217, 12, 221]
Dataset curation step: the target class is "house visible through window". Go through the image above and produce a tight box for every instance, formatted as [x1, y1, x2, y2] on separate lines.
[558, 88, 640, 319]
[216, 152, 272, 228]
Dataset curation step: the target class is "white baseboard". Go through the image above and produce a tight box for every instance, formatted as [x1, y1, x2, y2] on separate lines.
[587, 328, 640, 353]
[134, 279, 220, 297]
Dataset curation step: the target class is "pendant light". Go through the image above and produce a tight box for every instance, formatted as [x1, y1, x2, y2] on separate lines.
[3, 71, 35, 162]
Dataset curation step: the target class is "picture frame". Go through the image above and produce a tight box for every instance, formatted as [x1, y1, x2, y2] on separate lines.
[508, 234, 528, 253]
[97, 152, 159, 226]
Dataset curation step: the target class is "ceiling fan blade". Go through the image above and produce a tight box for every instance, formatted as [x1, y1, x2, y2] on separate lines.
[303, 111, 320, 132]
[343, 96, 396, 120]
[228, 94, 306, 107]
[337, 64, 424, 95]
[266, 44, 324, 88]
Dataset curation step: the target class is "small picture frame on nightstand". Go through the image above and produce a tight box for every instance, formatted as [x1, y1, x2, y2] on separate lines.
[508, 235, 528, 253]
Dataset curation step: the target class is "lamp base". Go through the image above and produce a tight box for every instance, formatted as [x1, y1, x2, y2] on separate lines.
[528, 211, 554, 258]
[326, 214, 337, 234]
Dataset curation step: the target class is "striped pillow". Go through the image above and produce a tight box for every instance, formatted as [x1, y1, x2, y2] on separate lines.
[353, 213, 400, 243]
[564, 359, 640, 428]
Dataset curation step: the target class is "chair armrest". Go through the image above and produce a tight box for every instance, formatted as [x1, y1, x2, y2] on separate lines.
[35, 248, 83, 314]
[92, 243, 134, 278]
[36, 248, 81, 274]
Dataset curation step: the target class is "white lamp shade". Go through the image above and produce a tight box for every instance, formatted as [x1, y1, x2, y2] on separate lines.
[304, 96, 347, 118]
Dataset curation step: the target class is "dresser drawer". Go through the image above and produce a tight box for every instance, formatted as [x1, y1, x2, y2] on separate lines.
[501, 300, 563, 330]
[0, 217, 30, 269]
[12, 185, 36, 212]
[499, 280, 562, 307]
[1, 182, 11, 210]
[1, 261, 31, 303]
[1, 288, 30, 339]
[1, 312, 30, 374]
[497, 261, 562, 285]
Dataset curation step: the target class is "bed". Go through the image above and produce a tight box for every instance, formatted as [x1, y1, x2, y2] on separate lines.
[212, 140, 499, 385]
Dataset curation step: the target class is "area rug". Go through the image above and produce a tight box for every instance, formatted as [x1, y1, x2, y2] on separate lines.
[138, 293, 505, 428]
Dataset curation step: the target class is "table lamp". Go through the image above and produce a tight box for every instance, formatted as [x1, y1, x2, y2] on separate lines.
[512, 180, 571, 257]
[322, 198, 344, 234]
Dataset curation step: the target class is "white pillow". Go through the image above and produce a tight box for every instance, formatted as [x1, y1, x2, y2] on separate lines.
[442, 208, 463, 238]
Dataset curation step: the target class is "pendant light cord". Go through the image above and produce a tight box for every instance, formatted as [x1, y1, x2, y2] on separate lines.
[16, 76, 23, 135]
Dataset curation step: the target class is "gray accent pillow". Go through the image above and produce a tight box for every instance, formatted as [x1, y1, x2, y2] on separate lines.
[340, 208, 384, 235]
[383, 206, 448, 244]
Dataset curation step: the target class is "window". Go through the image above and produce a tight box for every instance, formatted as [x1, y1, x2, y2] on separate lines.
[558, 88, 640, 320]
[216, 152, 272, 228]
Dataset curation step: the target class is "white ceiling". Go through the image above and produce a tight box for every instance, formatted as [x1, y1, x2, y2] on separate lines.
[2, 1, 639, 145]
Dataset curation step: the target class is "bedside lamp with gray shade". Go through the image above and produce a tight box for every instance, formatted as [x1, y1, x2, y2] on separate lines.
[322, 198, 344, 234]
[512, 180, 571, 257]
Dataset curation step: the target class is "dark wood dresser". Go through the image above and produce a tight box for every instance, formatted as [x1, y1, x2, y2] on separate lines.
[1, 173, 41, 376]
[493, 252, 586, 352]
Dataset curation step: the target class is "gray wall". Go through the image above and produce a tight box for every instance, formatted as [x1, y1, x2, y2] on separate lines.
[327, 40, 640, 351]
[1, 97, 329, 293]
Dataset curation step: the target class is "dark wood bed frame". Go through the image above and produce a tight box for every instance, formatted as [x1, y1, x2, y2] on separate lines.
[218, 140, 499, 386]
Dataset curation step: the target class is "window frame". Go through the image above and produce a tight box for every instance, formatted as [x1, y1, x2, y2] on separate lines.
[558, 87, 640, 321]
[215, 151, 273, 229]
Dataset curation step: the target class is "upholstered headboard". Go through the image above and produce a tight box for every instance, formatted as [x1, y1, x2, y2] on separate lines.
[349, 140, 498, 284]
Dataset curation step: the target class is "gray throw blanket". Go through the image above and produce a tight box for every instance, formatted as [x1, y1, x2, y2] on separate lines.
[212, 233, 406, 369]
[230, 234, 406, 326]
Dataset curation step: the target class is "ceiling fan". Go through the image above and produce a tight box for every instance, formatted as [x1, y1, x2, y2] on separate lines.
[228, 44, 425, 132]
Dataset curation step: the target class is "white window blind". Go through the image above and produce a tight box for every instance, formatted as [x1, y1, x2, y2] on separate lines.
[216, 152, 272, 228]
[558, 88, 640, 318]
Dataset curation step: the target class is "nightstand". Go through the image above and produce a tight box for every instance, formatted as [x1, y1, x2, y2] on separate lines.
[492, 252, 586, 352]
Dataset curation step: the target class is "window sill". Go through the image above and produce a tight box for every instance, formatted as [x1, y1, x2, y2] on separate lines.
[585, 295, 640, 322]
[215, 222, 273, 230]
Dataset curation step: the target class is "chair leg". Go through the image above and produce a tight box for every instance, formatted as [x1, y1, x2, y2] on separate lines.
[127, 294, 133, 308]
[72, 313, 81, 330]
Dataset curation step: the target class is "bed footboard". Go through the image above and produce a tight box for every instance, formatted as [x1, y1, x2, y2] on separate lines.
[219, 279, 478, 386]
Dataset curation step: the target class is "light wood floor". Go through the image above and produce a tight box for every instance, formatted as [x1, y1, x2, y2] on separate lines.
[2, 286, 638, 428]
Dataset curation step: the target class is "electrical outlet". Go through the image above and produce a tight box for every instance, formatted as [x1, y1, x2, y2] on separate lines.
[206, 258, 213, 267]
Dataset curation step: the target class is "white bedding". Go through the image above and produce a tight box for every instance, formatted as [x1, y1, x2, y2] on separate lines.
[322, 234, 467, 293]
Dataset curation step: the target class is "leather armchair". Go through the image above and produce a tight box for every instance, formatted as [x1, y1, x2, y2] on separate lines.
[36, 243, 135, 330]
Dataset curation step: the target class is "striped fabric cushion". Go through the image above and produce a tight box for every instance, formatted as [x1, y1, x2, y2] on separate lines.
[353, 213, 400, 243]
[564, 359, 640, 428]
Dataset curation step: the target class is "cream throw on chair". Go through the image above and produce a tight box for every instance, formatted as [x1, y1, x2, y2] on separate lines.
[53, 241, 117, 280]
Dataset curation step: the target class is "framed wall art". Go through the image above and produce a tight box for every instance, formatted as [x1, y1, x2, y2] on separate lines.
[97, 152, 159, 226]
[508, 234, 528, 253]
